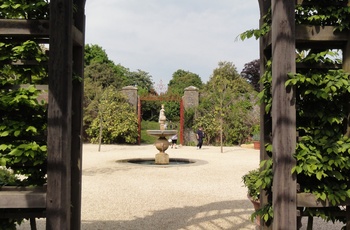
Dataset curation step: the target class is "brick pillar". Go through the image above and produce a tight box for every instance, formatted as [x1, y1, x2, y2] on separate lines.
[121, 86, 138, 113]
[182, 86, 199, 144]
[183, 86, 199, 109]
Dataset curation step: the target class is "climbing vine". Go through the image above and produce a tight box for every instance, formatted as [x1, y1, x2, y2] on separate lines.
[241, 0, 350, 226]
[240, 0, 350, 41]
[0, 0, 49, 19]
[0, 0, 49, 187]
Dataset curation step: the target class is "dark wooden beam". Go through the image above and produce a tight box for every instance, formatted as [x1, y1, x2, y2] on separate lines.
[297, 193, 350, 208]
[296, 0, 350, 6]
[0, 19, 83, 45]
[71, 1, 85, 229]
[72, 26, 84, 46]
[296, 62, 342, 70]
[0, 19, 49, 37]
[258, 1, 272, 229]
[258, 0, 271, 18]
[296, 25, 349, 42]
[262, 25, 349, 51]
[0, 209, 46, 218]
[46, 0, 73, 229]
[271, 0, 297, 229]
[0, 187, 46, 209]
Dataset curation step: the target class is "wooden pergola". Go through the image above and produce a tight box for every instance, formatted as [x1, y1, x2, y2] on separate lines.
[258, 0, 350, 229]
[0, 1, 86, 229]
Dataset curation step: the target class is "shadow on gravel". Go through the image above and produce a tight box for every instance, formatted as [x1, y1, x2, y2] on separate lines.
[16, 200, 345, 230]
[81, 199, 256, 230]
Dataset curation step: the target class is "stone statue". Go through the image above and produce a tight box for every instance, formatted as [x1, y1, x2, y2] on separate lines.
[159, 104, 166, 130]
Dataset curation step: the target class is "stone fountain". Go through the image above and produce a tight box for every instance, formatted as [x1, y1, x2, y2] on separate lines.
[147, 104, 177, 165]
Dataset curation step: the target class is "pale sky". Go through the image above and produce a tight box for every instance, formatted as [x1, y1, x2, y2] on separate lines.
[85, 0, 260, 88]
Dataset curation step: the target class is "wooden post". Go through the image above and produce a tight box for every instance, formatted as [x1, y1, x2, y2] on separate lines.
[47, 0, 73, 229]
[271, 0, 297, 229]
[71, 1, 85, 229]
[343, 35, 350, 230]
[258, 0, 272, 229]
[344, 36, 350, 138]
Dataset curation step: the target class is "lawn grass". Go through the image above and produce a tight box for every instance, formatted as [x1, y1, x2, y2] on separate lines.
[141, 120, 159, 144]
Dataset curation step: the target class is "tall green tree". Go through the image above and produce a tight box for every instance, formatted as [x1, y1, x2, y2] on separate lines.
[83, 44, 139, 142]
[124, 69, 154, 93]
[84, 44, 111, 66]
[212, 61, 240, 81]
[241, 59, 260, 92]
[196, 62, 258, 148]
[167, 69, 203, 95]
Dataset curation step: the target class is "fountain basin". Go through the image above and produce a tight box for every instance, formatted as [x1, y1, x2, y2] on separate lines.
[117, 158, 207, 167]
[146, 130, 177, 137]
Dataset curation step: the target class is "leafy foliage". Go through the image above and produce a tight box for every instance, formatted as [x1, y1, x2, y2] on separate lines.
[0, 41, 48, 84]
[241, 59, 260, 92]
[83, 44, 156, 142]
[140, 100, 162, 121]
[167, 69, 203, 95]
[86, 87, 138, 144]
[0, 39, 48, 187]
[241, 1, 350, 225]
[163, 101, 180, 122]
[84, 62, 125, 89]
[0, 0, 49, 19]
[0, 79, 47, 186]
[242, 169, 261, 201]
[0, 167, 18, 186]
[84, 44, 112, 66]
[286, 51, 350, 208]
[239, 1, 350, 41]
[195, 62, 259, 145]
[257, 49, 350, 225]
[295, 1, 350, 31]
[124, 69, 154, 93]
[0, 1, 49, 227]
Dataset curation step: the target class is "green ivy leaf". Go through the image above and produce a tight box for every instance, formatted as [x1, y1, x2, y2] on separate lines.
[9, 149, 22, 156]
[12, 4, 21, 9]
[0, 158, 6, 166]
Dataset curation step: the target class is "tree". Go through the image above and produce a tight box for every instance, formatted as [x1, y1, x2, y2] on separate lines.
[209, 75, 232, 153]
[196, 62, 258, 149]
[167, 69, 203, 95]
[85, 62, 126, 89]
[212, 61, 240, 81]
[84, 44, 112, 66]
[241, 59, 260, 92]
[83, 43, 158, 143]
[124, 69, 154, 93]
[86, 87, 138, 145]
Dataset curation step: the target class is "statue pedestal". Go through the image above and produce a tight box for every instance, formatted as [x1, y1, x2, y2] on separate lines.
[155, 153, 169, 165]
[147, 130, 177, 165]
[155, 136, 169, 164]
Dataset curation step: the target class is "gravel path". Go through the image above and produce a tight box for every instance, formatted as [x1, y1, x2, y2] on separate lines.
[17, 144, 344, 229]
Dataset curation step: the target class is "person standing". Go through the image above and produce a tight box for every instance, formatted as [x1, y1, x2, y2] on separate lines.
[196, 127, 204, 149]
[171, 134, 178, 149]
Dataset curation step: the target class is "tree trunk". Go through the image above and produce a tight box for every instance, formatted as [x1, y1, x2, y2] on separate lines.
[220, 117, 223, 153]
[98, 115, 102, 152]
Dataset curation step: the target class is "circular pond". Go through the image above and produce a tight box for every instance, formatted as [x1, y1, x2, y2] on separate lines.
[116, 158, 207, 167]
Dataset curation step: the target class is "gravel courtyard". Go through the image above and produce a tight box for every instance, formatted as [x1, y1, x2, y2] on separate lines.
[17, 144, 344, 229]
